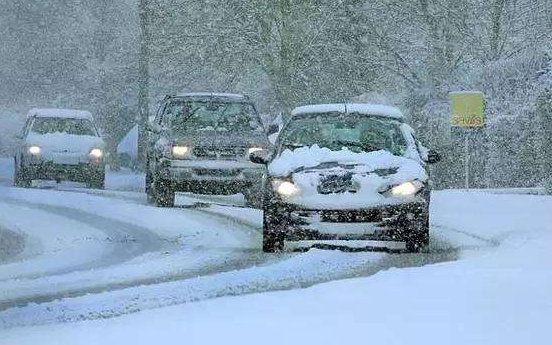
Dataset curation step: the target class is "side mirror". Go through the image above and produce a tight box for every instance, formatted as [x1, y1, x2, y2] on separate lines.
[427, 150, 441, 164]
[249, 150, 270, 165]
[267, 124, 279, 136]
[147, 123, 163, 134]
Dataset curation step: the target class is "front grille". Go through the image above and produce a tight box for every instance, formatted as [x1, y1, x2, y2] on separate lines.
[193, 168, 241, 177]
[317, 173, 358, 195]
[193, 146, 246, 159]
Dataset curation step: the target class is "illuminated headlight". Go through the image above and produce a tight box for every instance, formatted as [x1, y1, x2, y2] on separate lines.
[89, 148, 103, 159]
[28, 146, 41, 155]
[272, 179, 301, 197]
[172, 145, 190, 159]
[389, 181, 424, 197]
[248, 147, 263, 155]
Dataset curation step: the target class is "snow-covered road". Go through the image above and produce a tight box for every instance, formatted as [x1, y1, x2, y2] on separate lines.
[0, 158, 467, 324]
[1, 157, 549, 344]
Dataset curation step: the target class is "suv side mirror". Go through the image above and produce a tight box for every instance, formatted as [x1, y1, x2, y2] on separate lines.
[250, 150, 270, 165]
[267, 124, 279, 136]
[147, 123, 163, 134]
[427, 150, 441, 164]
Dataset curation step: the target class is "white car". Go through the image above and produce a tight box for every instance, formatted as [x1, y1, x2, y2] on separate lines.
[14, 108, 106, 189]
[250, 103, 441, 252]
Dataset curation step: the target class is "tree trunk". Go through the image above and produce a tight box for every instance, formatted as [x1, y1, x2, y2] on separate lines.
[137, 0, 150, 171]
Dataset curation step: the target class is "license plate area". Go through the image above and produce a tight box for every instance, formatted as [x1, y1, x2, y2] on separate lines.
[52, 154, 80, 165]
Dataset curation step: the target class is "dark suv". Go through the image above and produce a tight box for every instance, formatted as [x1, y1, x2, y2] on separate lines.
[146, 93, 273, 207]
[250, 103, 440, 253]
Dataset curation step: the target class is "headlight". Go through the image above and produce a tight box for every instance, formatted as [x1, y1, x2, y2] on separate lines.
[172, 145, 190, 159]
[89, 148, 103, 159]
[248, 147, 263, 155]
[389, 181, 423, 197]
[272, 179, 301, 197]
[28, 146, 41, 155]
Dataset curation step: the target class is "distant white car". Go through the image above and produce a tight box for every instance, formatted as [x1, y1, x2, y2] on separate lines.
[14, 108, 106, 189]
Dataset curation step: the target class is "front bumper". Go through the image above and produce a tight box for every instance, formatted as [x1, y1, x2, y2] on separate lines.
[160, 158, 264, 182]
[23, 161, 105, 182]
[158, 158, 265, 193]
[273, 201, 428, 242]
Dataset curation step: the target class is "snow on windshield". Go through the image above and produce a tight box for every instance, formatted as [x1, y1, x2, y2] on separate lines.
[30, 117, 98, 136]
[278, 114, 408, 156]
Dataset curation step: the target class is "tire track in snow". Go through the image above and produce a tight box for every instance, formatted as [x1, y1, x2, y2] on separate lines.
[1, 198, 164, 280]
[0, 195, 272, 311]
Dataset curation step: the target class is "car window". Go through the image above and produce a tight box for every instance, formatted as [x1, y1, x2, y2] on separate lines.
[30, 118, 98, 136]
[279, 113, 408, 156]
[163, 100, 263, 133]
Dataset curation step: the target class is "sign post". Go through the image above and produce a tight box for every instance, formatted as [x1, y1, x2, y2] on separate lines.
[450, 91, 485, 191]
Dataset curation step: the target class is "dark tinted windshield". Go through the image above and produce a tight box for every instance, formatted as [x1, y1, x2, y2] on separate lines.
[31, 117, 98, 136]
[164, 99, 262, 133]
[279, 113, 407, 156]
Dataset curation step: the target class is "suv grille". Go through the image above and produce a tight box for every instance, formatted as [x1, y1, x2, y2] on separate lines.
[194, 146, 246, 159]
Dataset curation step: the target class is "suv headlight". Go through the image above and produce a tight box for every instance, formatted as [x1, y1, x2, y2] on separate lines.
[388, 181, 424, 197]
[28, 145, 41, 155]
[272, 179, 301, 197]
[172, 145, 190, 159]
[89, 148, 103, 159]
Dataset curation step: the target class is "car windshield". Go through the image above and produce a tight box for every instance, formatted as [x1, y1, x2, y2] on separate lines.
[30, 117, 98, 136]
[279, 113, 408, 156]
[164, 99, 263, 133]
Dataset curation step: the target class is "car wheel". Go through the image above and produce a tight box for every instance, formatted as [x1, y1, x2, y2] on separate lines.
[405, 212, 430, 253]
[88, 172, 105, 190]
[14, 163, 31, 188]
[152, 176, 175, 207]
[262, 203, 285, 253]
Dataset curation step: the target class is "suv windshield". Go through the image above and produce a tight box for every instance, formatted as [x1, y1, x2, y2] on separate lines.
[164, 99, 263, 133]
[31, 117, 98, 136]
[279, 113, 408, 156]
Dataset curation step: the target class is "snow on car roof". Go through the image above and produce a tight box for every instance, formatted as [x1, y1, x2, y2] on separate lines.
[291, 103, 404, 120]
[27, 108, 94, 120]
[175, 92, 247, 100]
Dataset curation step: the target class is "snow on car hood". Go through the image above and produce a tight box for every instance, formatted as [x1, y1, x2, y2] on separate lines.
[269, 145, 428, 209]
[26, 132, 105, 156]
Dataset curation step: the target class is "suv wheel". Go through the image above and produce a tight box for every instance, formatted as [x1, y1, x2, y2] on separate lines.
[152, 176, 175, 207]
[88, 170, 105, 190]
[14, 162, 31, 188]
[244, 188, 262, 209]
[262, 203, 285, 253]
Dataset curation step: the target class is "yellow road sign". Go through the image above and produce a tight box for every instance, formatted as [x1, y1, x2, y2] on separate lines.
[450, 91, 485, 128]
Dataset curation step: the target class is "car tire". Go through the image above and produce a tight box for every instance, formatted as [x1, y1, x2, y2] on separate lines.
[262, 203, 285, 253]
[14, 162, 31, 188]
[152, 176, 175, 207]
[405, 212, 430, 253]
[88, 172, 105, 189]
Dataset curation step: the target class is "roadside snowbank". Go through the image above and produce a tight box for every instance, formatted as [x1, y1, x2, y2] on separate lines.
[1, 190, 549, 344]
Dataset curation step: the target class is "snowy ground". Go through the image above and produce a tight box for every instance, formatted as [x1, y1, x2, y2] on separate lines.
[0, 157, 550, 344]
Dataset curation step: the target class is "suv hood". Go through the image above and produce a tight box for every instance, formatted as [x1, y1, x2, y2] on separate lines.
[269, 145, 428, 209]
